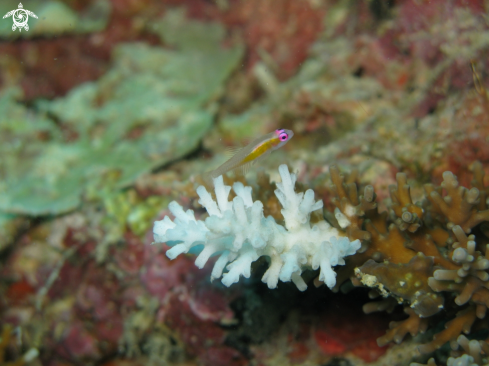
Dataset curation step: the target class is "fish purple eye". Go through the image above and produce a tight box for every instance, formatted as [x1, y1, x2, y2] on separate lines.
[279, 132, 288, 141]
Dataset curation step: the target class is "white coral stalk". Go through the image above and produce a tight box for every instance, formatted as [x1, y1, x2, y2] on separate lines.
[153, 164, 361, 291]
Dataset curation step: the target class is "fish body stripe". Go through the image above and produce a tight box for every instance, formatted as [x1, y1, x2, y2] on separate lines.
[241, 136, 278, 163]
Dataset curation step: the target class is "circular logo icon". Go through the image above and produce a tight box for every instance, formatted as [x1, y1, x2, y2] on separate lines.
[12, 7, 29, 30]
[3, 3, 38, 32]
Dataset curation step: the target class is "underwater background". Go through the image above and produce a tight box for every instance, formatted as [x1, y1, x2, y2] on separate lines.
[1, 0, 489, 365]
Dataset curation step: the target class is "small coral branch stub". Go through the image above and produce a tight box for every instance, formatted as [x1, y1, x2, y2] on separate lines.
[329, 165, 376, 242]
[390, 172, 424, 233]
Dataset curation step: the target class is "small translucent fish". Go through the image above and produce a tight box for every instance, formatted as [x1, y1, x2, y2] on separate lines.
[205, 129, 294, 179]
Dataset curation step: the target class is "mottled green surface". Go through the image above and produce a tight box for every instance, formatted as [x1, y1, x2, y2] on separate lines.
[0, 0, 110, 38]
[0, 11, 243, 215]
[85, 182, 170, 262]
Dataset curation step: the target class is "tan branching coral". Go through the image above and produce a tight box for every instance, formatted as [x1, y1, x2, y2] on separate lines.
[425, 171, 489, 233]
[325, 162, 489, 365]
[321, 165, 380, 291]
[329, 165, 376, 242]
[255, 170, 283, 220]
[362, 295, 398, 314]
[417, 306, 477, 354]
[470, 162, 489, 213]
[429, 226, 489, 311]
[390, 172, 425, 232]
[363, 220, 416, 263]
[356, 253, 444, 317]
[376, 308, 428, 347]
[452, 335, 488, 366]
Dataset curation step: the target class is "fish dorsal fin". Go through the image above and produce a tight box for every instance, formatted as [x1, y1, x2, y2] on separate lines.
[246, 132, 275, 149]
[224, 146, 243, 158]
[224, 131, 275, 158]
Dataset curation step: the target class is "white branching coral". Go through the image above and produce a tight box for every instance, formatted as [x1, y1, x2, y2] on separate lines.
[153, 164, 361, 291]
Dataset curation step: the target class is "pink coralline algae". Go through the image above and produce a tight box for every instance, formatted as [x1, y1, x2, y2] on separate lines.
[358, 0, 489, 118]
[54, 320, 102, 360]
[1, 213, 242, 365]
[141, 221, 242, 365]
[162, 291, 245, 366]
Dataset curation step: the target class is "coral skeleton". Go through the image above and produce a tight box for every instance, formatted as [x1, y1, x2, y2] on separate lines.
[153, 164, 361, 291]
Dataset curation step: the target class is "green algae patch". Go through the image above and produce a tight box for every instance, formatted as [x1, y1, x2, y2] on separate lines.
[0, 11, 243, 215]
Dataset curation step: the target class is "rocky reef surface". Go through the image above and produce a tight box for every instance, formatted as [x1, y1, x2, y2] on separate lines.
[0, 1, 488, 366]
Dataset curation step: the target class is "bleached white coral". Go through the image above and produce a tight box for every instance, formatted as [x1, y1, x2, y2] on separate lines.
[153, 164, 361, 291]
